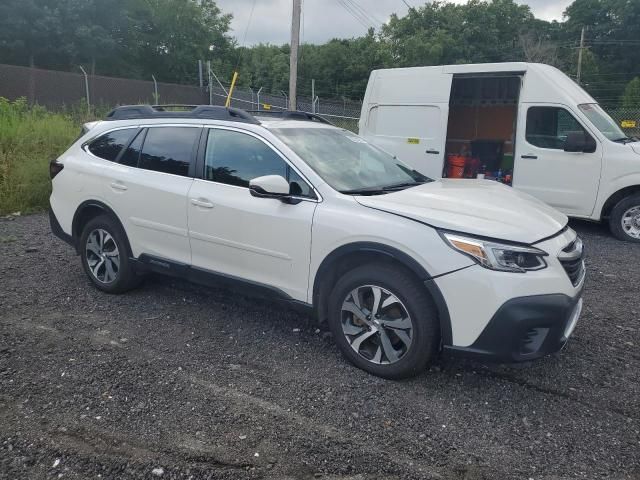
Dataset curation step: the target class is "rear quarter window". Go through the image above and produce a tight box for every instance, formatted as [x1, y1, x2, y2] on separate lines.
[86, 128, 137, 161]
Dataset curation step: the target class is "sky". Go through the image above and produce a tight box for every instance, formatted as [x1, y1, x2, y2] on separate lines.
[215, 0, 573, 46]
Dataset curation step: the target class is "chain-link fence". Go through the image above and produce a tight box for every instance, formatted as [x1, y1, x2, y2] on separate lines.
[2, 62, 638, 137]
[0, 63, 361, 131]
[608, 108, 640, 138]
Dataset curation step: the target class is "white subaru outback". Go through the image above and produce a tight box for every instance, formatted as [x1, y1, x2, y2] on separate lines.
[49, 105, 585, 379]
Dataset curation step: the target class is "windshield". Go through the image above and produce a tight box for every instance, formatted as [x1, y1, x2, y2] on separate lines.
[272, 127, 430, 193]
[578, 103, 627, 141]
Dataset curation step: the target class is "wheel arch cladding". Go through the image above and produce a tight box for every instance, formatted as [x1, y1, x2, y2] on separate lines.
[312, 242, 452, 345]
[72, 200, 132, 256]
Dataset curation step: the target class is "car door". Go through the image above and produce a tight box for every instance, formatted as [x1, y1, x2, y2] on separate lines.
[187, 127, 317, 301]
[513, 104, 602, 216]
[100, 125, 201, 264]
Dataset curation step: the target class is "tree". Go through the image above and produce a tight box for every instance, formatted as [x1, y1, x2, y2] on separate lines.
[621, 78, 640, 108]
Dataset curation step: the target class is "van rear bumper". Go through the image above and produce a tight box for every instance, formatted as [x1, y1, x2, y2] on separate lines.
[443, 289, 583, 362]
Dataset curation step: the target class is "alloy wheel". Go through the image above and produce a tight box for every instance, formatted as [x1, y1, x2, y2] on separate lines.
[85, 228, 120, 284]
[621, 205, 640, 239]
[340, 285, 413, 364]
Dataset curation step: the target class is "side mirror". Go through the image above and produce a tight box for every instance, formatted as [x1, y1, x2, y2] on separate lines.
[564, 131, 596, 153]
[249, 175, 292, 200]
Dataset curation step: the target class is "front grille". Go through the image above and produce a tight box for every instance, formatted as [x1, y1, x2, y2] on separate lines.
[559, 237, 585, 286]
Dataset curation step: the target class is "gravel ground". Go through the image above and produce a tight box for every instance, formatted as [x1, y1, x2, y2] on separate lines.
[0, 212, 639, 480]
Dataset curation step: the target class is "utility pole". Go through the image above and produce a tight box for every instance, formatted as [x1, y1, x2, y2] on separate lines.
[289, 0, 302, 110]
[576, 26, 585, 85]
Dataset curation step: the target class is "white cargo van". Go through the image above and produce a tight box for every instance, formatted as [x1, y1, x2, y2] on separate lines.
[359, 62, 640, 242]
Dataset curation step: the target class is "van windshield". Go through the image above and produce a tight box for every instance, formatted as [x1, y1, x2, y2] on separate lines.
[272, 127, 431, 194]
[578, 104, 627, 141]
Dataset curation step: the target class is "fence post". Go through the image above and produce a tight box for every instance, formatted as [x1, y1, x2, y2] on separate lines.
[207, 61, 212, 105]
[257, 87, 263, 111]
[79, 66, 90, 116]
[311, 79, 315, 113]
[152, 75, 159, 104]
[280, 90, 288, 109]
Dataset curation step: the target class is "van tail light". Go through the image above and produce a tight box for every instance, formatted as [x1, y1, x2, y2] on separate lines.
[49, 158, 64, 179]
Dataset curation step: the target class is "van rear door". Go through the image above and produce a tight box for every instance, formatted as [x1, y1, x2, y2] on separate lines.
[360, 104, 447, 179]
[359, 68, 451, 179]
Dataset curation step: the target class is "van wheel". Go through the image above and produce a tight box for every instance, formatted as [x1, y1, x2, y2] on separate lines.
[609, 194, 640, 243]
[79, 215, 141, 293]
[327, 263, 440, 379]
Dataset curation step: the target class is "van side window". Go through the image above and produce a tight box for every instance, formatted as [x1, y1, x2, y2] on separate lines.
[526, 107, 591, 150]
[204, 129, 314, 197]
[139, 127, 199, 177]
[87, 128, 137, 161]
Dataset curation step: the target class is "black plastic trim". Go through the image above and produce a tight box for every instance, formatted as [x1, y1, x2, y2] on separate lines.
[71, 200, 132, 256]
[424, 278, 453, 346]
[105, 105, 260, 124]
[49, 207, 76, 249]
[134, 254, 312, 310]
[444, 288, 584, 362]
[312, 242, 453, 342]
[249, 110, 333, 125]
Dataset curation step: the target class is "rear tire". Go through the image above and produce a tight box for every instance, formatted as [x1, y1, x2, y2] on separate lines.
[609, 194, 640, 243]
[327, 263, 440, 379]
[79, 215, 141, 293]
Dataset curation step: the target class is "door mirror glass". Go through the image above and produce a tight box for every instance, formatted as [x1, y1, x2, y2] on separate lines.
[564, 131, 597, 153]
[564, 131, 586, 152]
[249, 175, 291, 197]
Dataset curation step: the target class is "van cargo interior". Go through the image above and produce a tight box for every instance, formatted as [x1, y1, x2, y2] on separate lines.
[444, 75, 521, 185]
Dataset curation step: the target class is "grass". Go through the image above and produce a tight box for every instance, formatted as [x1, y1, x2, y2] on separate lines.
[0, 98, 82, 215]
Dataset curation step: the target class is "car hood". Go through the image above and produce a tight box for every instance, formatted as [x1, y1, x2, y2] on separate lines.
[631, 142, 640, 155]
[354, 179, 568, 244]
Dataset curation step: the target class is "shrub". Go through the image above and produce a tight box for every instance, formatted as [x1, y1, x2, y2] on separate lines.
[0, 98, 79, 214]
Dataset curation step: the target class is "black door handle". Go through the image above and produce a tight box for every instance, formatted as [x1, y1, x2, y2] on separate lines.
[521, 154, 538, 159]
[426, 150, 440, 154]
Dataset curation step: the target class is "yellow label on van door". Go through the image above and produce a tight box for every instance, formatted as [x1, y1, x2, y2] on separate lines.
[621, 120, 637, 128]
[407, 137, 420, 144]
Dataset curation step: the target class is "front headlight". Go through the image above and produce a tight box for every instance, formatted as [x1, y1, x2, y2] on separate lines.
[441, 232, 548, 273]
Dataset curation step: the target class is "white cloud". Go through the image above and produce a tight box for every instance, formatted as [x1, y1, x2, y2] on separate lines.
[215, 0, 573, 46]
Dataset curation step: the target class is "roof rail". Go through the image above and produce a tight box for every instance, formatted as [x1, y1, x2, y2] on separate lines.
[104, 105, 260, 124]
[248, 110, 334, 125]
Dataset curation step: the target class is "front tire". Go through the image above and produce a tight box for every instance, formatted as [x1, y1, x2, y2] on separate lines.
[609, 194, 640, 243]
[327, 263, 440, 379]
[79, 215, 141, 293]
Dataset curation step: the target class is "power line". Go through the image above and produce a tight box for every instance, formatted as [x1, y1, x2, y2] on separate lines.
[335, 0, 374, 30]
[343, 0, 383, 25]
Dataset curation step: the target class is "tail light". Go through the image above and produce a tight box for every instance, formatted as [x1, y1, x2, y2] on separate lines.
[49, 158, 64, 179]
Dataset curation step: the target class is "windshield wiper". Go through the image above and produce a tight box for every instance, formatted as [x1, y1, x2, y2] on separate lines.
[612, 136, 634, 143]
[339, 180, 427, 196]
[382, 180, 428, 191]
[338, 187, 389, 196]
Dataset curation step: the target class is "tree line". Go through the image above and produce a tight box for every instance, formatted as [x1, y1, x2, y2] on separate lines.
[0, 0, 639, 107]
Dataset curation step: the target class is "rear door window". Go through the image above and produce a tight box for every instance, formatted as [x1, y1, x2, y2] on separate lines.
[87, 128, 137, 161]
[138, 127, 200, 177]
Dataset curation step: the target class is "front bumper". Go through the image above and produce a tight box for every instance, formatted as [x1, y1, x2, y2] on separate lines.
[444, 288, 583, 362]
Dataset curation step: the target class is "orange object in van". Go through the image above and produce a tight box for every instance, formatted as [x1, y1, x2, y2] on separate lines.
[446, 155, 466, 178]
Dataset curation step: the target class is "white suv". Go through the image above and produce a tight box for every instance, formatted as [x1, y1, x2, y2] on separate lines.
[49, 105, 585, 378]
